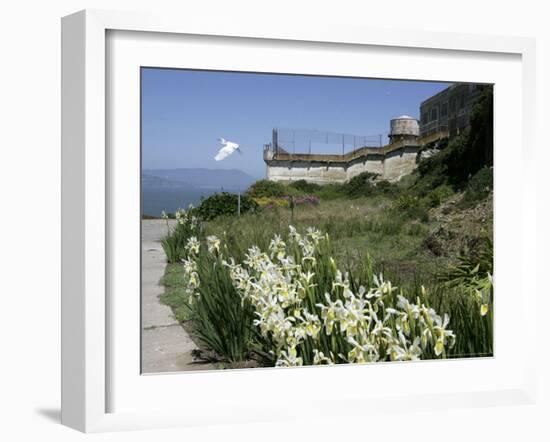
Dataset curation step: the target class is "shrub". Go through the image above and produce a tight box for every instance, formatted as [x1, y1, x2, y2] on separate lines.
[247, 179, 288, 198]
[374, 180, 399, 196]
[435, 137, 449, 150]
[290, 195, 320, 206]
[392, 193, 420, 211]
[252, 195, 319, 210]
[390, 194, 429, 222]
[469, 167, 493, 193]
[414, 149, 452, 196]
[289, 179, 322, 194]
[196, 192, 259, 221]
[460, 167, 493, 207]
[343, 172, 379, 198]
[422, 184, 455, 208]
[315, 183, 345, 200]
[404, 205, 430, 222]
[253, 196, 290, 208]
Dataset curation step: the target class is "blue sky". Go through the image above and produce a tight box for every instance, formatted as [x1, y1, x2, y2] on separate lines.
[141, 68, 450, 178]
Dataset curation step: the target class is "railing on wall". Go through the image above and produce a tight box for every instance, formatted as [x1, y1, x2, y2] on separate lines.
[420, 121, 449, 137]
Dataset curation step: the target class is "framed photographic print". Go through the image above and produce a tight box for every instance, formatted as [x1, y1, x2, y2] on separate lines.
[61, 9, 537, 432]
[140, 69, 493, 374]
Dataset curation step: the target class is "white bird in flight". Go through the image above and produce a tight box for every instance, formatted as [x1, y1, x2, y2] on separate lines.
[215, 138, 242, 161]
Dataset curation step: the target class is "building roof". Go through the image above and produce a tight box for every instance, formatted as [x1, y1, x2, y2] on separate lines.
[392, 114, 416, 120]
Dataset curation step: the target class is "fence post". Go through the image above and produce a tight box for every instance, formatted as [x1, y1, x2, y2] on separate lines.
[237, 191, 241, 216]
[272, 128, 278, 154]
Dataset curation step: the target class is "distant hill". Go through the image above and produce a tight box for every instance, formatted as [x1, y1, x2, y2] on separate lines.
[143, 168, 256, 191]
[141, 174, 195, 189]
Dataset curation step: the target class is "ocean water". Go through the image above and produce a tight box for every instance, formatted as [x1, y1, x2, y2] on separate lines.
[142, 188, 218, 217]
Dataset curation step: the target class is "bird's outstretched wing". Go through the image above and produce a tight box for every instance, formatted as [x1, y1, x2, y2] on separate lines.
[218, 137, 226, 145]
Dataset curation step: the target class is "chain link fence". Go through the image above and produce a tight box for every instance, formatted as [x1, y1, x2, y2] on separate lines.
[270, 128, 385, 155]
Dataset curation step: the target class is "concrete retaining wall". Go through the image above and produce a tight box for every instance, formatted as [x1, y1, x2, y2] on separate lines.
[266, 162, 347, 184]
[265, 144, 419, 183]
[382, 147, 418, 181]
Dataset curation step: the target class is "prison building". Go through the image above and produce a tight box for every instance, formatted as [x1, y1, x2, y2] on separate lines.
[419, 83, 488, 139]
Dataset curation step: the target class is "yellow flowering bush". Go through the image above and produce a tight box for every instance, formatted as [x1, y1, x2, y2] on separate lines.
[253, 196, 290, 208]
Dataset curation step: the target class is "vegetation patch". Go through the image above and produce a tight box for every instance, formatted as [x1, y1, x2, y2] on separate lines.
[457, 167, 493, 209]
[247, 179, 289, 198]
[196, 192, 259, 221]
[159, 263, 194, 323]
[160, 175, 493, 366]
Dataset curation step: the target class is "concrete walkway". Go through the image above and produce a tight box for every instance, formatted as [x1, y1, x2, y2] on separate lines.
[141, 219, 214, 373]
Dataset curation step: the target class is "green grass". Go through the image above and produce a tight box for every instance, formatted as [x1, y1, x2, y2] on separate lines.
[188, 249, 256, 364]
[160, 259, 256, 364]
[159, 264, 193, 323]
[203, 195, 440, 287]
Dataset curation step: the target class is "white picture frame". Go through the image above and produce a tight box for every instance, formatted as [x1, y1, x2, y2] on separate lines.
[61, 9, 537, 433]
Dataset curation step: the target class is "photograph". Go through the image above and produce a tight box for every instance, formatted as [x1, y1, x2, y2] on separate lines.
[140, 68, 494, 373]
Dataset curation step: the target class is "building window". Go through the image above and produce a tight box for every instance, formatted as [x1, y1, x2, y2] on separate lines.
[422, 112, 428, 125]
[430, 107, 438, 121]
[441, 103, 448, 118]
[460, 94, 465, 109]
[450, 97, 456, 112]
